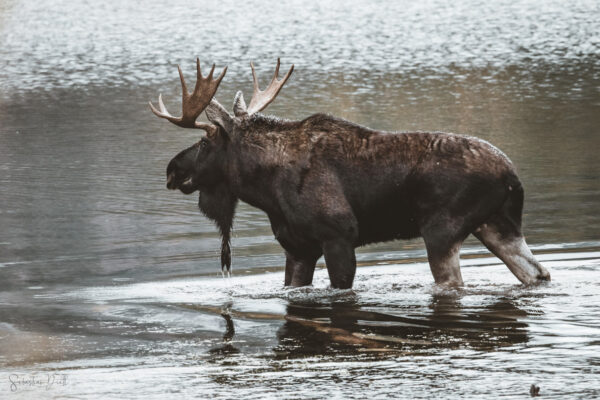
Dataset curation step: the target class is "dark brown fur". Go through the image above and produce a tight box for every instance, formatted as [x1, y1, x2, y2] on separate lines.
[167, 109, 550, 288]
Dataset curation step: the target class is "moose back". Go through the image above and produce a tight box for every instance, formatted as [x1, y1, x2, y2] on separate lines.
[149, 59, 550, 289]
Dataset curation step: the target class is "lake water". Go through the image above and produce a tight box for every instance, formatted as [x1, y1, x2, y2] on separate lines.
[0, 0, 599, 398]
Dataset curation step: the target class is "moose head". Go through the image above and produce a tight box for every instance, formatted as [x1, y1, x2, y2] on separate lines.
[149, 59, 294, 274]
[150, 59, 293, 194]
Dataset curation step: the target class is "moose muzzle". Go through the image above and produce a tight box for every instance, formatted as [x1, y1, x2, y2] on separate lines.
[166, 172, 177, 190]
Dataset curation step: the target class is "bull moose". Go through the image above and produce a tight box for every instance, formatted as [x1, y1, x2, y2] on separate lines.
[149, 59, 550, 289]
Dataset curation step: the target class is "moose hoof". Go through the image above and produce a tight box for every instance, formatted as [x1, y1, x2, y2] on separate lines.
[535, 270, 551, 282]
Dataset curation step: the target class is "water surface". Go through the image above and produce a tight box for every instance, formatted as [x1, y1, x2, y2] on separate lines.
[0, 0, 599, 398]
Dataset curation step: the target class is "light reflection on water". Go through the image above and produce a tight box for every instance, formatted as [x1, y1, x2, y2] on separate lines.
[0, 0, 599, 398]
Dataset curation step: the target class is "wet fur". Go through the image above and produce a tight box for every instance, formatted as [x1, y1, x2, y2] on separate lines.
[170, 112, 550, 287]
[198, 183, 237, 272]
[228, 113, 516, 248]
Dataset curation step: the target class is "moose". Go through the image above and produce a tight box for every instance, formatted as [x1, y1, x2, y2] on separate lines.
[149, 59, 550, 289]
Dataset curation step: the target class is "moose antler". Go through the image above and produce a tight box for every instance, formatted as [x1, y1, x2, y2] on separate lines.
[149, 59, 227, 130]
[247, 58, 294, 115]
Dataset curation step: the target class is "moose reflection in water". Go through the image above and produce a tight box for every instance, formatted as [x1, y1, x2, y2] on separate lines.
[208, 303, 240, 357]
[150, 58, 550, 290]
[206, 294, 531, 358]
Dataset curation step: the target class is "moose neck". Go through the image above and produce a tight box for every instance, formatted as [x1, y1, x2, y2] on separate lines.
[225, 115, 303, 212]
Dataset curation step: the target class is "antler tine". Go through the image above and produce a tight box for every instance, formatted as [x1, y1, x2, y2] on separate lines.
[247, 58, 294, 115]
[149, 94, 178, 123]
[250, 62, 259, 92]
[158, 94, 168, 114]
[215, 65, 227, 85]
[149, 60, 227, 130]
[177, 65, 189, 98]
[194, 58, 202, 91]
[271, 58, 281, 83]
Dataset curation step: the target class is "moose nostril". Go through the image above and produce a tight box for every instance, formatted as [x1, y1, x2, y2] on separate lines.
[166, 173, 176, 189]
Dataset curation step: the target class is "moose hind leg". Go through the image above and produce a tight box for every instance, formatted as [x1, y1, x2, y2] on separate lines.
[473, 223, 550, 284]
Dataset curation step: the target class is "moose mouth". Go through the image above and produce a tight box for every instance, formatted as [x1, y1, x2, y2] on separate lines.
[166, 173, 197, 194]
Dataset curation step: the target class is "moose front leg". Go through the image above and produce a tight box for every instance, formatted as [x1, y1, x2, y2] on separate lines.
[284, 251, 319, 287]
[322, 239, 357, 289]
[420, 214, 466, 287]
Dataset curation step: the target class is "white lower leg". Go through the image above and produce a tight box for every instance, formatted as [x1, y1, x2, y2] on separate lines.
[476, 225, 550, 284]
[501, 237, 550, 284]
[427, 242, 464, 286]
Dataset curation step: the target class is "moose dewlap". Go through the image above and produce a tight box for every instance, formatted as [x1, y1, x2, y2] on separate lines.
[150, 58, 550, 289]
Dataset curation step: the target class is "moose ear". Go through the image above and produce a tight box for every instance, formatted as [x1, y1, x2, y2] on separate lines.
[205, 99, 234, 136]
[233, 91, 248, 117]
